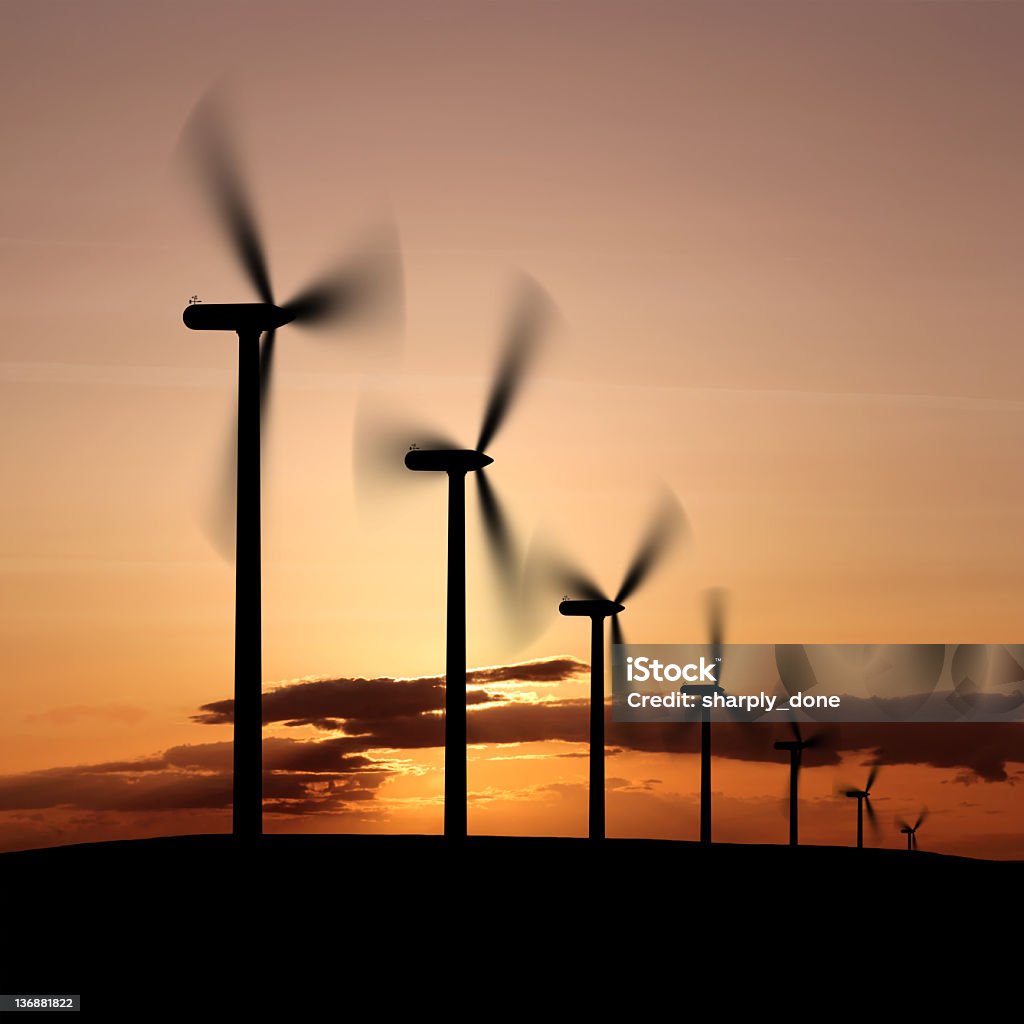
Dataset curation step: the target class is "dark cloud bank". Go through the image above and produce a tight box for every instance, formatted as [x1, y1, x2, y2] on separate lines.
[2, 658, 1022, 819]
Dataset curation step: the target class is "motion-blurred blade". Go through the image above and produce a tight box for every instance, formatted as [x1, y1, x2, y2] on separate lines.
[202, 411, 237, 562]
[865, 764, 880, 792]
[283, 221, 404, 332]
[912, 833, 918, 850]
[614, 490, 689, 604]
[706, 588, 727, 651]
[606, 610, 622, 643]
[475, 276, 553, 453]
[896, 819, 911, 832]
[353, 397, 457, 506]
[183, 92, 274, 305]
[475, 471, 516, 583]
[522, 530, 608, 604]
[788, 719, 803, 744]
[259, 328, 276, 430]
[865, 796, 879, 832]
[554, 560, 607, 603]
[914, 808, 928, 832]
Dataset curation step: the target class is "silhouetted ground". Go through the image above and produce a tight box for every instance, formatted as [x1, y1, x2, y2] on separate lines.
[1, 835, 1017, 1009]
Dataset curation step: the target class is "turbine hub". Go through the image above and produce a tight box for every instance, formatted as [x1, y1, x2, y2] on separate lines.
[558, 599, 624, 619]
[404, 449, 493, 474]
[183, 302, 295, 334]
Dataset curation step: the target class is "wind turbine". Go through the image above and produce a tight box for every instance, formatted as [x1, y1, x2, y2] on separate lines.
[773, 720, 826, 847]
[552, 493, 687, 840]
[394, 281, 552, 839]
[180, 95, 401, 839]
[677, 590, 730, 845]
[898, 808, 928, 851]
[843, 766, 880, 849]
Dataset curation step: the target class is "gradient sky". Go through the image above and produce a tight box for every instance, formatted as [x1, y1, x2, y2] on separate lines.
[1, 1, 1022, 856]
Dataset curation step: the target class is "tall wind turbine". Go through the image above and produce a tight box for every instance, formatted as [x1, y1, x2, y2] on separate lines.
[898, 808, 928, 851]
[843, 766, 880, 849]
[394, 281, 552, 839]
[180, 95, 401, 839]
[551, 494, 687, 840]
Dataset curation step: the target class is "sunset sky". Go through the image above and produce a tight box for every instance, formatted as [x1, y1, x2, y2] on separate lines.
[1, 1, 1022, 858]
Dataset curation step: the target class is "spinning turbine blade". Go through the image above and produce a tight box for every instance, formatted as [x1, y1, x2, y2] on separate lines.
[549, 553, 607, 603]
[475, 471, 516, 582]
[865, 764, 880, 792]
[706, 587, 727, 652]
[353, 397, 457, 503]
[914, 808, 928, 831]
[610, 614, 626, 648]
[183, 93, 274, 305]
[203, 412, 237, 561]
[614, 490, 688, 603]
[282, 221, 404, 332]
[865, 796, 878, 831]
[259, 327, 276, 429]
[476, 277, 553, 452]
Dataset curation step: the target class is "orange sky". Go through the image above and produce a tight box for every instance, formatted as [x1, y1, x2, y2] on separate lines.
[1, 1, 1022, 856]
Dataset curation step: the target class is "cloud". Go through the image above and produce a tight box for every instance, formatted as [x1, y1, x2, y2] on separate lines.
[192, 657, 587, 728]
[187, 657, 1024, 782]
[0, 737, 390, 816]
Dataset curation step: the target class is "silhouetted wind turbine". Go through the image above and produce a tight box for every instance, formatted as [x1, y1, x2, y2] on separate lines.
[395, 281, 552, 839]
[179, 95, 401, 839]
[678, 589, 727, 845]
[552, 493, 687, 839]
[898, 808, 928, 851]
[843, 766, 880, 849]
[773, 720, 824, 847]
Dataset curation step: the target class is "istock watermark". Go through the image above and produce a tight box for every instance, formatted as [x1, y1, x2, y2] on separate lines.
[611, 644, 1024, 723]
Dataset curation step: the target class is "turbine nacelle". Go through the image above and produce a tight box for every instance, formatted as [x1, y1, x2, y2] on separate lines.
[558, 598, 625, 619]
[404, 449, 494, 474]
[183, 302, 296, 334]
[774, 740, 806, 752]
[845, 789, 869, 799]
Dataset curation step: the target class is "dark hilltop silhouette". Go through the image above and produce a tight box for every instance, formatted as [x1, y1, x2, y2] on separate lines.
[1, 833, 1019, 1008]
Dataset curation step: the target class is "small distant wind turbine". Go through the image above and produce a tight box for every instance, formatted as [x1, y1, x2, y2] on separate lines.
[843, 766, 880, 849]
[179, 94, 401, 839]
[773, 720, 825, 847]
[898, 808, 928, 851]
[552, 493, 687, 840]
